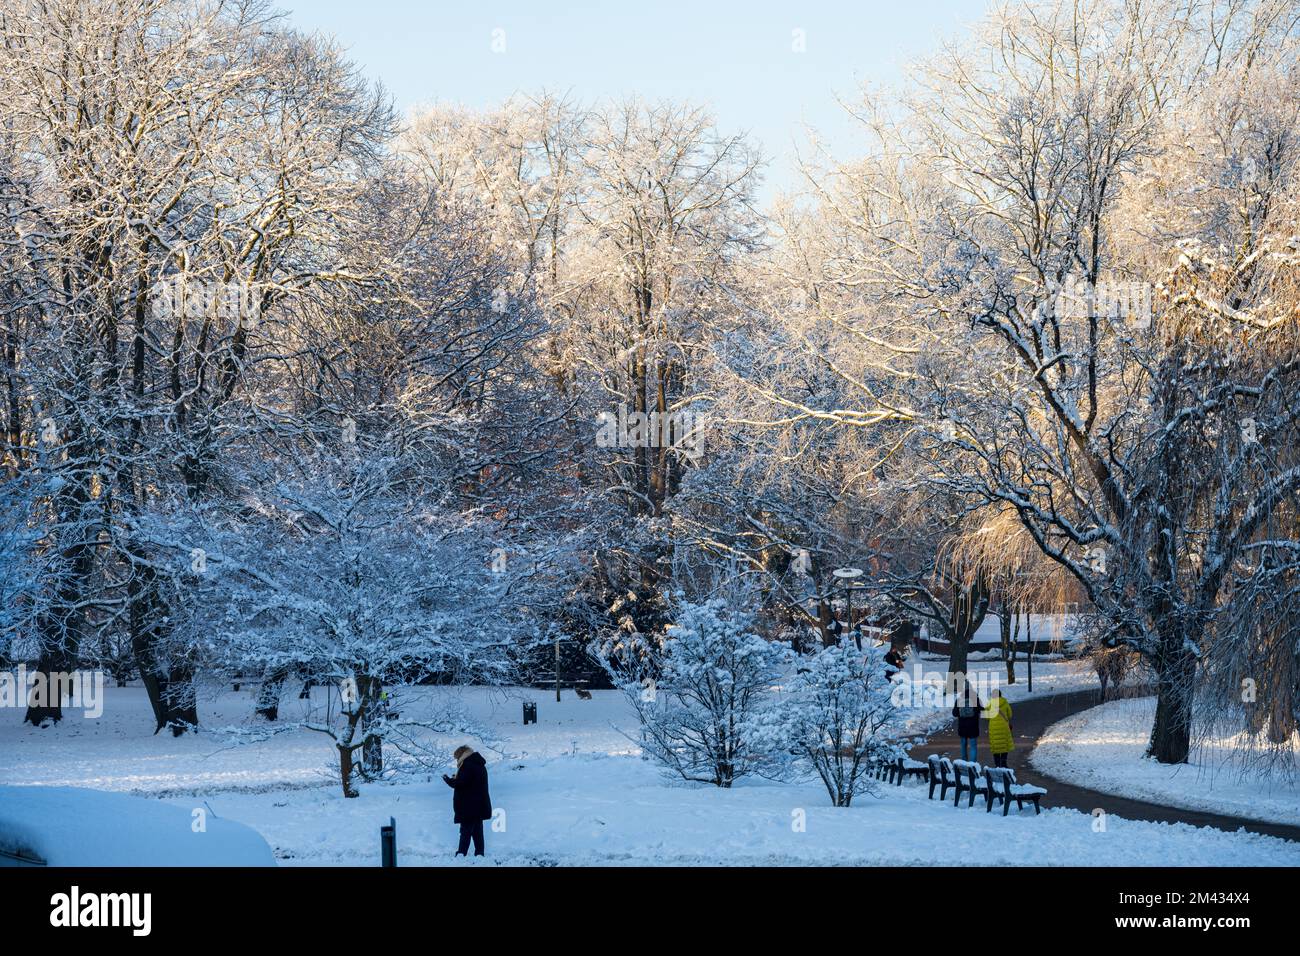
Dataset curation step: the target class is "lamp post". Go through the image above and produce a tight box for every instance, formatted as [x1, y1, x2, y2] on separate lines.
[832, 567, 864, 645]
[1027, 614, 1037, 693]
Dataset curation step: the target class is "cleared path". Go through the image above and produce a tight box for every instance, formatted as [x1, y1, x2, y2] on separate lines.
[908, 686, 1300, 844]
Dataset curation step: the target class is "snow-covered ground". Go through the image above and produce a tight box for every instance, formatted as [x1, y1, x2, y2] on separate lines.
[165, 749, 1299, 867]
[0, 658, 1096, 792]
[1032, 697, 1300, 827]
[3, 662, 1296, 866]
[0, 786, 274, 866]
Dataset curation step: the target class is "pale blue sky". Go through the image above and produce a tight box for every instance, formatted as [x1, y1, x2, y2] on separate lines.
[278, 1, 993, 202]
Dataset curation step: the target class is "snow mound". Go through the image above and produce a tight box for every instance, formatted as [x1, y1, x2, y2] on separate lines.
[0, 786, 275, 866]
[1032, 698, 1300, 828]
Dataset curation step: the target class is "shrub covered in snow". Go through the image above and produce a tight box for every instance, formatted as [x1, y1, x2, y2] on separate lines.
[763, 639, 904, 806]
[601, 597, 791, 787]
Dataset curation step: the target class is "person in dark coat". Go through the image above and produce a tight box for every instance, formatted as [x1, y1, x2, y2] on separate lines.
[952, 685, 983, 763]
[883, 644, 906, 680]
[443, 744, 492, 856]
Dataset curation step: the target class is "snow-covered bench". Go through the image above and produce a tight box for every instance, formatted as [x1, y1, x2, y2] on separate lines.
[895, 756, 929, 784]
[926, 757, 1047, 815]
[870, 753, 928, 786]
[867, 753, 892, 781]
[927, 755, 958, 801]
[951, 759, 988, 808]
[983, 766, 1046, 816]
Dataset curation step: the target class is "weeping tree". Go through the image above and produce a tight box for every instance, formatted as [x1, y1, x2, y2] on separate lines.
[943, 504, 1082, 685]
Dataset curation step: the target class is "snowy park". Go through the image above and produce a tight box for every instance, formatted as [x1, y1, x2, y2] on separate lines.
[3, 655, 1297, 867]
[1, 0, 1299, 897]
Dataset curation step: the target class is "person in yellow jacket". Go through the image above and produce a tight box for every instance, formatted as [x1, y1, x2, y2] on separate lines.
[986, 691, 1014, 767]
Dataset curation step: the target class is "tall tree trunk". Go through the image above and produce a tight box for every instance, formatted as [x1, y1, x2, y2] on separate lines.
[23, 652, 70, 725]
[24, 556, 90, 725]
[946, 631, 972, 686]
[1147, 624, 1196, 764]
[338, 742, 359, 799]
[945, 577, 989, 685]
[255, 667, 289, 720]
[817, 596, 834, 647]
[338, 709, 363, 798]
[129, 560, 197, 735]
[359, 674, 383, 777]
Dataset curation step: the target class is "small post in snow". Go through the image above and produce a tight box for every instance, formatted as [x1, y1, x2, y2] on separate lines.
[380, 816, 397, 867]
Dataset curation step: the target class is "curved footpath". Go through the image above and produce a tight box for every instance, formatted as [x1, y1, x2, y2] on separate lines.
[908, 687, 1300, 844]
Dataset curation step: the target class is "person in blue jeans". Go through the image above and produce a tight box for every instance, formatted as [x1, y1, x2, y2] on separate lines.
[952, 687, 983, 763]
